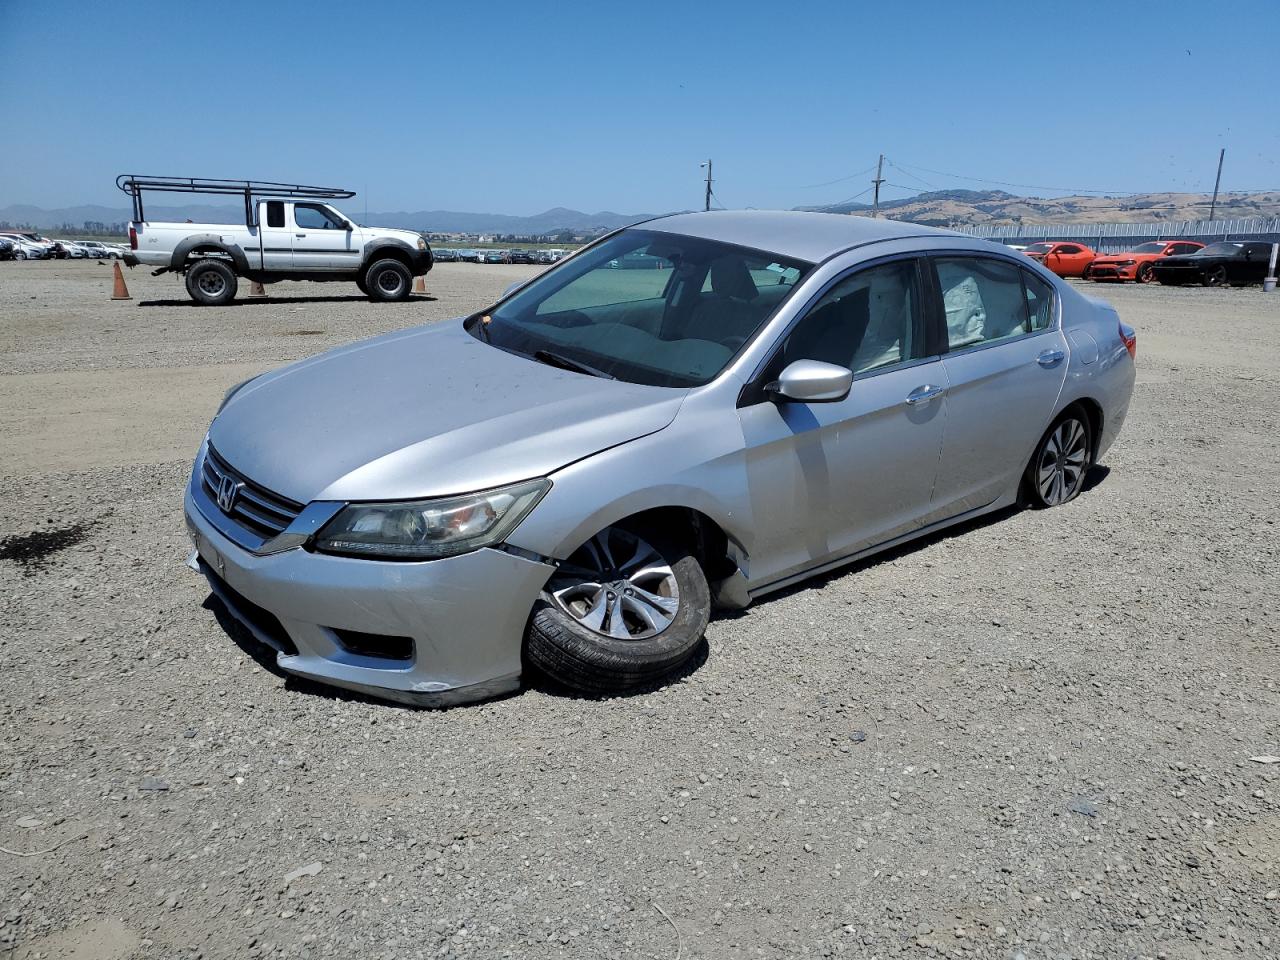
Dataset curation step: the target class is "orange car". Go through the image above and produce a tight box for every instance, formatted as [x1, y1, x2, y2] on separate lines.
[1022, 241, 1097, 279]
[1087, 240, 1205, 283]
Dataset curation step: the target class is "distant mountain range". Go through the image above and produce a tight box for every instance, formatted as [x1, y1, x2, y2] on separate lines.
[0, 202, 657, 235]
[797, 188, 1280, 226]
[5, 189, 1279, 235]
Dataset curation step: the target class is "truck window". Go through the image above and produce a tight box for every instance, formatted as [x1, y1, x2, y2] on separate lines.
[295, 204, 343, 231]
[266, 202, 285, 229]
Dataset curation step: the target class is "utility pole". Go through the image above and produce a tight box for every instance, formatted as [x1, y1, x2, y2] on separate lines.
[1209, 148, 1225, 222]
[701, 160, 713, 212]
[871, 154, 885, 218]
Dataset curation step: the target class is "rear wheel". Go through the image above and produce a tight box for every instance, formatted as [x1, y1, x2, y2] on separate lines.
[185, 258, 238, 306]
[526, 526, 710, 694]
[363, 258, 412, 301]
[1137, 262, 1157, 283]
[1023, 410, 1093, 508]
[1204, 265, 1228, 287]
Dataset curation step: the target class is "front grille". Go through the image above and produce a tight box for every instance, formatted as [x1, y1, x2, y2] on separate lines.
[201, 445, 304, 540]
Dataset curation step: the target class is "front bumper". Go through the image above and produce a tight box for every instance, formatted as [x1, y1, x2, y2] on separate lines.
[184, 485, 555, 706]
[1088, 263, 1137, 281]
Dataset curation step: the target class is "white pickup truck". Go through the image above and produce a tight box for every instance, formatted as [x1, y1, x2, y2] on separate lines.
[119, 177, 433, 305]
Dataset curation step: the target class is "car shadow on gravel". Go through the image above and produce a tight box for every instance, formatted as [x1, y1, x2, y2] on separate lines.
[725, 465, 1112, 611]
[138, 295, 437, 307]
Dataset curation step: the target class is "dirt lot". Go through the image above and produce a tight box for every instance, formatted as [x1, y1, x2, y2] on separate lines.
[1, 260, 1277, 960]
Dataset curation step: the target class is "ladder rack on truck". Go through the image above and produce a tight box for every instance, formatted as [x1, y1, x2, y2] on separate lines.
[116, 175, 356, 227]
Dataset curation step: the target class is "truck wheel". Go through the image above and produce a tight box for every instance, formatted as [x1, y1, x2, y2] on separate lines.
[355, 274, 369, 296]
[363, 259, 411, 302]
[185, 259, 238, 306]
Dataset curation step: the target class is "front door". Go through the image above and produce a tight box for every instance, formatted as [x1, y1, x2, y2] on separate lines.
[928, 256, 1069, 517]
[291, 202, 357, 271]
[736, 257, 947, 589]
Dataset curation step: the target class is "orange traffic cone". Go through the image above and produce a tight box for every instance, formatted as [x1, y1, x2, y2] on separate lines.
[248, 280, 267, 298]
[413, 274, 427, 295]
[111, 261, 131, 300]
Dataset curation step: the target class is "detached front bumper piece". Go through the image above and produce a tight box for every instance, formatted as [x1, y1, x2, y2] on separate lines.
[184, 486, 554, 707]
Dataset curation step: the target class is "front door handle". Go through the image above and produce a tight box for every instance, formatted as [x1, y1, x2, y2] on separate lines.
[905, 384, 946, 406]
[295, 233, 307, 238]
[1037, 349, 1066, 367]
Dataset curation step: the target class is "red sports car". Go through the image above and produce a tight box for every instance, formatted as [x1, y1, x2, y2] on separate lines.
[1022, 242, 1097, 279]
[1087, 240, 1205, 283]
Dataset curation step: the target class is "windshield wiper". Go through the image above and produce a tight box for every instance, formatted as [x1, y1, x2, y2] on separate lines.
[532, 349, 615, 380]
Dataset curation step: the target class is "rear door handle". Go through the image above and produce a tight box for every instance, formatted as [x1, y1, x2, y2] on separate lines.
[1037, 349, 1066, 367]
[905, 384, 946, 406]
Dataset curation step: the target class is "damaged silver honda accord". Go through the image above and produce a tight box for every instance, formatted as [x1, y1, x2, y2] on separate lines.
[185, 211, 1135, 705]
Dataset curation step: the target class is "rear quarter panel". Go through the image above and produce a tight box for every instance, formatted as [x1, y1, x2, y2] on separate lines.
[1058, 285, 1135, 459]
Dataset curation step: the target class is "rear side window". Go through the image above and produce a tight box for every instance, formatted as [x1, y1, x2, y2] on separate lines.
[935, 257, 1031, 350]
[266, 201, 285, 229]
[1024, 270, 1054, 331]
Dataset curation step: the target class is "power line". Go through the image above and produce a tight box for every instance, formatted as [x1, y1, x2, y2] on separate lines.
[799, 165, 877, 189]
[889, 159, 1138, 197]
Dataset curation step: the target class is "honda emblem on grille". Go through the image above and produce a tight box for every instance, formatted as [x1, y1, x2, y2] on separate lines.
[216, 474, 243, 513]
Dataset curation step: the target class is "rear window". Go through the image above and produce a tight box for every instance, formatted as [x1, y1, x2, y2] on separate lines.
[266, 201, 285, 229]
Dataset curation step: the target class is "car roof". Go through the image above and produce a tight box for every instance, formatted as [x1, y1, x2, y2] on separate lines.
[639, 210, 965, 263]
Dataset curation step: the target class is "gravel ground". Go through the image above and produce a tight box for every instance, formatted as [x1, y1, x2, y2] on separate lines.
[1, 261, 1277, 960]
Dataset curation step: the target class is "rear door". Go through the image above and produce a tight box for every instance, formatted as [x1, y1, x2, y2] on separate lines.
[927, 256, 1068, 517]
[291, 203, 357, 271]
[257, 200, 293, 271]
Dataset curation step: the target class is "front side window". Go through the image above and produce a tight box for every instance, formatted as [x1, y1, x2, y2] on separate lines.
[474, 229, 812, 387]
[936, 257, 1034, 350]
[769, 260, 924, 377]
[294, 204, 343, 230]
[1057, 245, 1082, 255]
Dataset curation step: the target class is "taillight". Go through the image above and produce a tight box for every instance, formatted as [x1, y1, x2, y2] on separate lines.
[129, 225, 137, 250]
[1119, 322, 1137, 360]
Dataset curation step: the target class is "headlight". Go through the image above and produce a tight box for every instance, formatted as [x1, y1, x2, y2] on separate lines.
[417, 237, 427, 251]
[314, 478, 550, 559]
[217, 375, 260, 414]
[1116, 259, 1136, 266]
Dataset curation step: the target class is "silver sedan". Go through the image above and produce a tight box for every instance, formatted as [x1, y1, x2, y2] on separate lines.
[185, 211, 1136, 705]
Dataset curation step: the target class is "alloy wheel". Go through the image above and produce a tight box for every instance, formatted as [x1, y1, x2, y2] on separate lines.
[1205, 265, 1228, 287]
[1138, 263, 1156, 283]
[1037, 418, 1089, 506]
[548, 528, 680, 640]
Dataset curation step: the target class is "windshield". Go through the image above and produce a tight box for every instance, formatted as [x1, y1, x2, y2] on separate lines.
[469, 228, 812, 387]
[1024, 243, 1054, 254]
[1131, 242, 1166, 254]
[1198, 243, 1243, 256]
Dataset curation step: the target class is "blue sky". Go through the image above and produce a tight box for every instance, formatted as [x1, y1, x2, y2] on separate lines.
[1, 0, 1276, 214]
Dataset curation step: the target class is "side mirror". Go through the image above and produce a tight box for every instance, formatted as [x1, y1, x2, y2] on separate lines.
[765, 359, 853, 403]
[502, 280, 523, 298]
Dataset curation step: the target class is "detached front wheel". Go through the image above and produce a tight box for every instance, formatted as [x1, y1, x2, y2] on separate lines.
[526, 526, 710, 694]
[185, 258, 238, 306]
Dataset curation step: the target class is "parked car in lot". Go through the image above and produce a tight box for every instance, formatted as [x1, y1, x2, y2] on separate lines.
[481, 250, 506, 263]
[52, 240, 88, 258]
[432, 248, 458, 262]
[1088, 241, 1204, 283]
[0, 237, 16, 261]
[185, 210, 1135, 706]
[1022, 241, 1097, 279]
[0, 233, 55, 259]
[1152, 240, 1277, 287]
[74, 239, 120, 259]
[505, 249, 535, 264]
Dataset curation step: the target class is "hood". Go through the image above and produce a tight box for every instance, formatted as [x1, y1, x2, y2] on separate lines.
[209, 321, 687, 503]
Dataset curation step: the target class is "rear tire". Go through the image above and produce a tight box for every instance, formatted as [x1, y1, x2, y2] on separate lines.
[185, 258, 238, 306]
[1022, 409, 1093, 508]
[526, 527, 710, 695]
[363, 258, 412, 302]
[1204, 265, 1228, 287]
